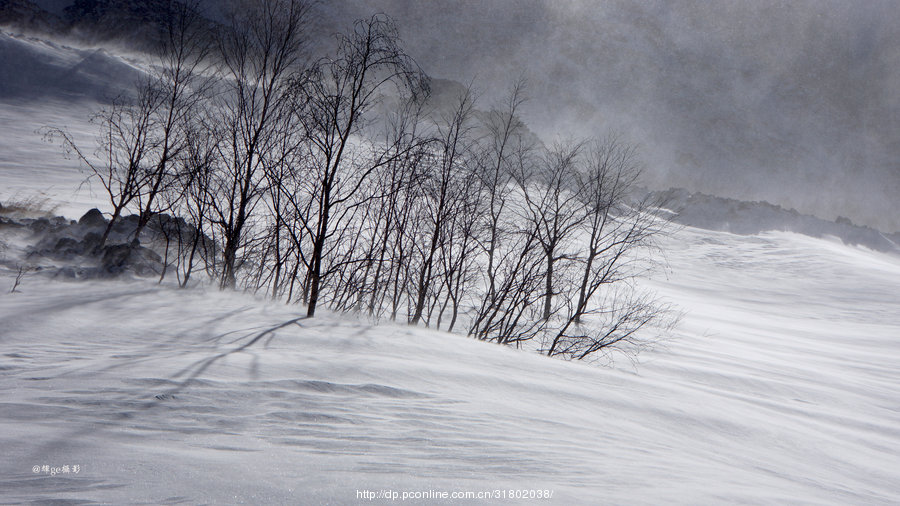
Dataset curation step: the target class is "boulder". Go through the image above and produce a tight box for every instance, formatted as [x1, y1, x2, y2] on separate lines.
[98, 242, 163, 277]
[78, 208, 107, 228]
[52, 236, 85, 257]
[99, 243, 134, 275]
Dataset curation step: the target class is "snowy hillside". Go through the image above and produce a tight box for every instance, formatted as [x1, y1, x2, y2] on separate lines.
[651, 187, 900, 254]
[0, 30, 144, 101]
[0, 28, 144, 219]
[2, 219, 899, 503]
[2, 18, 900, 506]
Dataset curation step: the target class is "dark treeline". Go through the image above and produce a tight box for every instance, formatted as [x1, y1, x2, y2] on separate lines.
[47, 0, 671, 360]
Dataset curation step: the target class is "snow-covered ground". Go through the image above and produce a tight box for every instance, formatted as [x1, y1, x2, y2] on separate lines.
[0, 29, 142, 219]
[2, 27, 900, 505]
[1, 222, 898, 504]
[0, 97, 103, 222]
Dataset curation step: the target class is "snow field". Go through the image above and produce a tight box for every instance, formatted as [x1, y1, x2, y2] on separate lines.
[1, 225, 898, 504]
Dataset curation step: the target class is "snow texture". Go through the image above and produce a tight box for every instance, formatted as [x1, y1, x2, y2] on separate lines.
[650, 187, 900, 254]
[1, 225, 899, 504]
[2, 24, 899, 506]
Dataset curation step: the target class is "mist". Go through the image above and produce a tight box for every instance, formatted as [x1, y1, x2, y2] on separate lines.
[316, 0, 900, 233]
[21, 0, 900, 232]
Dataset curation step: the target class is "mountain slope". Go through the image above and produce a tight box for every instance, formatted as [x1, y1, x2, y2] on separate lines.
[1, 225, 898, 504]
[652, 187, 900, 253]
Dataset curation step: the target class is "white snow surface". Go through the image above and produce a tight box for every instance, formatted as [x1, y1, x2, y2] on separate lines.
[1, 226, 899, 504]
[0, 29, 143, 219]
[0, 97, 102, 221]
[2, 28, 900, 505]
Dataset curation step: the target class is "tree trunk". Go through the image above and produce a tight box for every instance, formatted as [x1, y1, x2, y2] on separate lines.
[543, 249, 554, 321]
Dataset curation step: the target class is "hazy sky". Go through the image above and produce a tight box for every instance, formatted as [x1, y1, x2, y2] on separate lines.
[23, 0, 900, 231]
[320, 0, 900, 232]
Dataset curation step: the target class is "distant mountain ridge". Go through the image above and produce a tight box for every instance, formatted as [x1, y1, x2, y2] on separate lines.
[0, 0, 63, 32]
[650, 187, 900, 254]
[4, 3, 896, 254]
[0, 29, 145, 101]
[0, 0, 204, 49]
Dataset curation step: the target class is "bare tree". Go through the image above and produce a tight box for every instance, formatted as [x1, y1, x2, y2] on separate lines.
[434, 158, 482, 331]
[409, 85, 476, 326]
[292, 13, 428, 317]
[9, 264, 32, 293]
[477, 81, 527, 315]
[42, 9, 675, 362]
[45, 87, 160, 250]
[314, 95, 432, 316]
[165, 114, 219, 288]
[516, 141, 587, 322]
[363, 98, 431, 320]
[206, 0, 311, 289]
[131, 0, 213, 243]
[43, 1, 213, 254]
[468, 80, 548, 344]
[544, 135, 671, 360]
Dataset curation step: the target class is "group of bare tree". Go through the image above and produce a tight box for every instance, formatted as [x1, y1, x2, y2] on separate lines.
[48, 0, 671, 360]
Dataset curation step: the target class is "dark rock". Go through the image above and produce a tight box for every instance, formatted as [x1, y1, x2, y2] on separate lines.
[0, 216, 24, 229]
[54, 266, 93, 279]
[98, 242, 163, 277]
[113, 214, 139, 231]
[99, 243, 134, 275]
[52, 236, 85, 256]
[81, 232, 102, 251]
[78, 208, 107, 228]
[28, 217, 51, 233]
[30, 233, 88, 259]
[130, 245, 163, 277]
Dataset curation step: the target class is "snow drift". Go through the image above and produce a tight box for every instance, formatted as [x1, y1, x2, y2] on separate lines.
[2, 22, 899, 506]
[1, 224, 899, 504]
[0, 29, 144, 102]
[651, 187, 900, 254]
